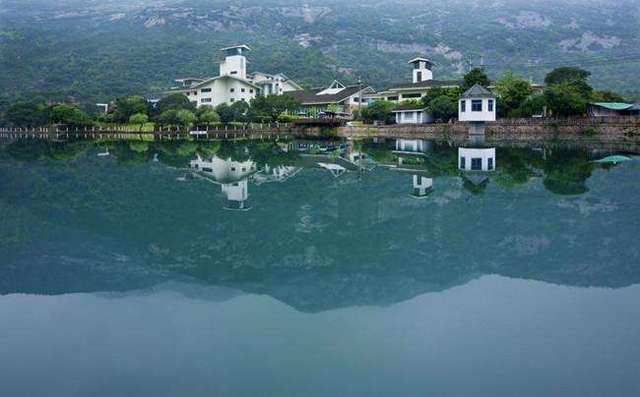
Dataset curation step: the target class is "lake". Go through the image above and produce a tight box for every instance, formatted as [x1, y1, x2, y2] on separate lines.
[1, 138, 639, 396]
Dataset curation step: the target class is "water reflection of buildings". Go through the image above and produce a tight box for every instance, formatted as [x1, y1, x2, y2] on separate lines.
[253, 164, 302, 185]
[458, 134, 496, 193]
[190, 154, 257, 210]
[394, 139, 431, 154]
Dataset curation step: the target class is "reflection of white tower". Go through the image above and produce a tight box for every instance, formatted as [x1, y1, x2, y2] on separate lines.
[221, 180, 249, 210]
[219, 45, 251, 80]
[411, 175, 433, 198]
[190, 154, 256, 210]
[408, 58, 434, 83]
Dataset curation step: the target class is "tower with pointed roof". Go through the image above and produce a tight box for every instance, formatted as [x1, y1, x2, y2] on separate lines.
[458, 84, 496, 123]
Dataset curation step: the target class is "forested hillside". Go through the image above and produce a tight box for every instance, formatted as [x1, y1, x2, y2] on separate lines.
[1, 0, 639, 108]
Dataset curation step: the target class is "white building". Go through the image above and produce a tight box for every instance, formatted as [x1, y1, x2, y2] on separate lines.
[391, 108, 433, 124]
[248, 72, 303, 96]
[169, 45, 302, 108]
[459, 84, 496, 123]
[289, 80, 375, 115]
[458, 147, 496, 172]
[365, 58, 461, 104]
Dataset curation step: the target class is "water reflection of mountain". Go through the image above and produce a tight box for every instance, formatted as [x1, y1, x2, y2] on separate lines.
[1, 139, 639, 312]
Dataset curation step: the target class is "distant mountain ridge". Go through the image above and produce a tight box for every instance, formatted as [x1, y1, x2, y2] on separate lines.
[1, 0, 639, 106]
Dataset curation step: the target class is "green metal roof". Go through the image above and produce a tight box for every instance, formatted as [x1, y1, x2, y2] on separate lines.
[590, 102, 634, 111]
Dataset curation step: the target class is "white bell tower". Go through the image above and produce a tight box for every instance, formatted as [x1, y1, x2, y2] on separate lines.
[219, 45, 251, 79]
[408, 57, 434, 83]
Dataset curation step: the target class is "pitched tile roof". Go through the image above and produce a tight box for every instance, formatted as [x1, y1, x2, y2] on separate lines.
[460, 84, 494, 99]
[288, 85, 370, 105]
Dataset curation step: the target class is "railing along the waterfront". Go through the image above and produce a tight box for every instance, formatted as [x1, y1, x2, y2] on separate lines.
[0, 123, 298, 140]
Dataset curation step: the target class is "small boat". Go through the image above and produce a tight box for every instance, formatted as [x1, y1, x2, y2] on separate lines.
[593, 155, 633, 164]
[317, 162, 346, 177]
[97, 148, 110, 157]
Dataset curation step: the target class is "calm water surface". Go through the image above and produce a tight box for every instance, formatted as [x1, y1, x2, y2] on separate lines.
[1, 139, 639, 396]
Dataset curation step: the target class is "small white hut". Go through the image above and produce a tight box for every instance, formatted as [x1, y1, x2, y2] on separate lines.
[459, 84, 496, 122]
[458, 147, 496, 172]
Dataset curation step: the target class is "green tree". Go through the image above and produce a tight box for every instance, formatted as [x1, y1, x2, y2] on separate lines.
[175, 109, 196, 131]
[544, 67, 593, 98]
[427, 96, 457, 121]
[462, 68, 491, 90]
[215, 103, 235, 124]
[250, 94, 301, 122]
[494, 72, 532, 117]
[157, 93, 196, 114]
[361, 100, 394, 123]
[158, 109, 179, 126]
[197, 108, 220, 125]
[591, 90, 626, 103]
[129, 112, 149, 131]
[544, 82, 587, 117]
[49, 103, 91, 126]
[515, 94, 546, 117]
[4, 102, 47, 127]
[114, 96, 149, 123]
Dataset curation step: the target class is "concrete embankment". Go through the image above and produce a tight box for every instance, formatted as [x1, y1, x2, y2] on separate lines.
[333, 118, 640, 151]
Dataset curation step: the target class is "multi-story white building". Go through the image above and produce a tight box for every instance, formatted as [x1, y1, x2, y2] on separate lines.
[365, 57, 461, 104]
[169, 45, 302, 108]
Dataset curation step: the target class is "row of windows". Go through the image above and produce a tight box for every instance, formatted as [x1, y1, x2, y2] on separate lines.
[460, 157, 494, 171]
[460, 99, 494, 112]
[200, 87, 255, 94]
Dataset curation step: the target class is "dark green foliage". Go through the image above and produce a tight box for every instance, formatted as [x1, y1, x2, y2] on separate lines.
[515, 95, 546, 117]
[544, 82, 588, 117]
[494, 72, 533, 117]
[462, 68, 491, 90]
[4, 102, 48, 127]
[591, 90, 627, 103]
[427, 96, 456, 122]
[114, 96, 149, 123]
[157, 94, 196, 114]
[361, 100, 394, 124]
[544, 67, 593, 97]
[49, 103, 91, 126]
[249, 94, 301, 122]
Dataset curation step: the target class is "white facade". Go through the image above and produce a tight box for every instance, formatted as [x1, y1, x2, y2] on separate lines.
[219, 45, 251, 79]
[183, 76, 258, 108]
[458, 147, 496, 172]
[392, 109, 433, 124]
[458, 97, 496, 122]
[249, 72, 302, 96]
[171, 44, 302, 108]
[408, 58, 434, 83]
[458, 84, 497, 122]
[190, 154, 257, 209]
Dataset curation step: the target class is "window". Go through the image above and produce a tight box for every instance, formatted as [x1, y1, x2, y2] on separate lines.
[414, 62, 420, 70]
[241, 88, 245, 93]
[231, 167, 236, 171]
[461, 100, 466, 112]
[460, 156, 466, 170]
[416, 71, 422, 81]
[202, 167, 213, 173]
[230, 98, 235, 102]
[402, 93, 422, 99]
[387, 96, 399, 101]
[471, 158, 482, 170]
[472, 100, 482, 112]
[488, 158, 494, 171]
[201, 98, 212, 103]
[250, 89, 254, 93]
[230, 71, 238, 75]
[488, 99, 494, 112]
[230, 88, 235, 93]
[201, 88, 212, 93]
